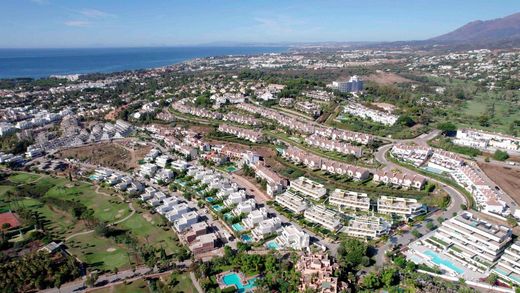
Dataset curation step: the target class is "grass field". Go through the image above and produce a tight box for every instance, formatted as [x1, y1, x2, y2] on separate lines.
[67, 233, 132, 271]
[116, 210, 182, 255]
[7, 173, 42, 184]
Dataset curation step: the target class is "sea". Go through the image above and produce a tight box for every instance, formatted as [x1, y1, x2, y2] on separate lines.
[0, 46, 288, 79]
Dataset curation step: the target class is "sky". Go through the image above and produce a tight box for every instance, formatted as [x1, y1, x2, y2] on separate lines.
[2, 0, 520, 48]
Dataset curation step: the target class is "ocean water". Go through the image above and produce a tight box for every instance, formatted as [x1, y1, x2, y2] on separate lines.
[0, 46, 288, 79]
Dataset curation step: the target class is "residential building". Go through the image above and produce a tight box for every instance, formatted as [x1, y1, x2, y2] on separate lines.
[373, 170, 426, 189]
[344, 215, 390, 239]
[189, 233, 218, 254]
[493, 240, 520, 286]
[274, 225, 310, 250]
[251, 217, 282, 240]
[329, 189, 371, 211]
[424, 212, 512, 272]
[296, 252, 343, 293]
[174, 211, 199, 232]
[275, 190, 308, 214]
[377, 196, 426, 219]
[391, 144, 433, 166]
[304, 205, 342, 231]
[251, 161, 287, 196]
[243, 208, 268, 228]
[289, 176, 327, 200]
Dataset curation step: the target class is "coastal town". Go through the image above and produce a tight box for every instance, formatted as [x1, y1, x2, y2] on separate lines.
[1, 39, 520, 293]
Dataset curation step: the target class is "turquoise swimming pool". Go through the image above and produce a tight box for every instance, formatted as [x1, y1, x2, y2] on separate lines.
[266, 240, 279, 250]
[222, 273, 257, 293]
[232, 223, 245, 232]
[241, 234, 252, 242]
[212, 205, 223, 212]
[206, 197, 215, 202]
[424, 250, 464, 275]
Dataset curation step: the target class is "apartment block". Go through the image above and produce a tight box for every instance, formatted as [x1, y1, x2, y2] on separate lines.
[377, 196, 426, 219]
[329, 189, 371, 211]
[344, 215, 390, 239]
[493, 240, 520, 286]
[427, 212, 512, 272]
[289, 176, 327, 200]
[275, 190, 308, 214]
[391, 144, 433, 166]
[304, 205, 342, 231]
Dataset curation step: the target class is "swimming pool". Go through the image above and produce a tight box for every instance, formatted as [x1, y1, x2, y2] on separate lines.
[206, 197, 215, 202]
[424, 250, 464, 275]
[421, 166, 446, 175]
[222, 273, 257, 293]
[224, 213, 234, 220]
[266, 240, 279, 250]
[241, 234, 252, 242]
[226, 166, 238, 172]
[232, 223, 245, 232]
[212, 205, 223, 212]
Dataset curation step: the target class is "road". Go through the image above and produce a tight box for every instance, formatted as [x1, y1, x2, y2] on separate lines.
[372, 131, 467, 267]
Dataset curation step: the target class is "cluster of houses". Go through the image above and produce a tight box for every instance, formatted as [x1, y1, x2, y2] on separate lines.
[274, 176, 425, 239]
[305, 134, 363, 158]
[236, 103, 315, 134]
[217, 124, 264, 143]
[391, 143, 510, 218]
[186, 164, 310, 251]
[296, 252, 346, 293]
[452, 164, 509, 218]
[222, 112, 261, 126]
[282, 145, 370, 181]
[302, 90, 334, 102]
[138, 149, 177, 184]
[173, 99, 223, 120]
[342, 102, 399, 126]
[372, 170, 427, 190]
[409, 211, 520, 285]
[294, 101, 322, 117]
[91, 164, 225, 256]
[454, 128, 520, 154]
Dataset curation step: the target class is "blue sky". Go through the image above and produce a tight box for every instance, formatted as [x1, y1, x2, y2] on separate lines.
[2, 0, 520, 48]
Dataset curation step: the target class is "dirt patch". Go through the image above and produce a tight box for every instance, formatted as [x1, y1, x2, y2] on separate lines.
[106, 247, 116, 252]
[365, 72, 413, 85]
[142, 213, 153, 223]
[56, 140, 151, 171]
[478, 162, 520, 205]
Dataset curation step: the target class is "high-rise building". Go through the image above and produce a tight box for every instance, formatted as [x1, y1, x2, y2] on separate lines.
[331, 75, 364, 93]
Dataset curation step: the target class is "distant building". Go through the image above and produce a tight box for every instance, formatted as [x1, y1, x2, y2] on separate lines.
[331, 76, 364, 93]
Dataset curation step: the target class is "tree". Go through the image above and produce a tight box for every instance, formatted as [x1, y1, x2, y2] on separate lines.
[363, 272, 381, 289]
[85, 272, 98, 288]
[382, 268, 399, 287]
[437, 122, 457, 136]
[426, 221, 436, 231]
[411, 229, 422, 239]
[337, 238, 369, 270]
[486, 273, 498, 285]
[493, 150, 509, 161]
[437, 216, 445, 225]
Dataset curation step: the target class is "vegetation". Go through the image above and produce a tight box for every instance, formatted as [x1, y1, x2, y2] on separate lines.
[493, 150, 509, 161]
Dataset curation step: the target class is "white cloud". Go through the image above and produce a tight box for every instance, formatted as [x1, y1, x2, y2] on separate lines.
[64, 20, 90, 27]
[30, 0, 48, 4]
[80, 8, 114, 18]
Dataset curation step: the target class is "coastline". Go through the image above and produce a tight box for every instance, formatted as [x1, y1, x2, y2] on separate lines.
[0, 46, 289, 80]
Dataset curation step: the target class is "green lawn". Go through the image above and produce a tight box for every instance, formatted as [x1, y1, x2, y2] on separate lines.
[67, 233, 132, 272]
[116, 211, 181, 255]
[8, 173, 42, 184]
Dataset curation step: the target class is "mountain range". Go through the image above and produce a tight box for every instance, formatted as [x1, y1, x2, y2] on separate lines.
[431, 12, 520, 43]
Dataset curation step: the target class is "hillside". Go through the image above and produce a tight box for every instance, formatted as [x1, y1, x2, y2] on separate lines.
[431, 12, 520, 42]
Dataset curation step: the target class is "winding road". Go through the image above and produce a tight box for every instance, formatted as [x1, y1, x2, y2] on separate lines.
[372, 130, 468, 267]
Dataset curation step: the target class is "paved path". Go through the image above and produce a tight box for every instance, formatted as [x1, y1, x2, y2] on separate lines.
[189, 272, 204, 293]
